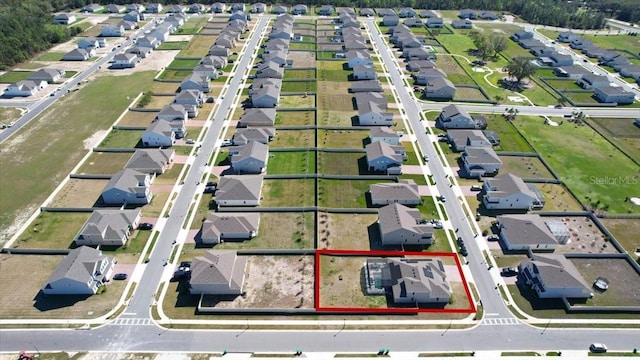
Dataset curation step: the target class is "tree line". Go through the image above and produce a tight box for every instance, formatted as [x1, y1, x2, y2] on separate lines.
[0, 0, 82, 70]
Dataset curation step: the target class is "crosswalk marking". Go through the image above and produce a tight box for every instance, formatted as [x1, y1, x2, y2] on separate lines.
[112, 317, 153, 326]
[482, 317, 520, 326]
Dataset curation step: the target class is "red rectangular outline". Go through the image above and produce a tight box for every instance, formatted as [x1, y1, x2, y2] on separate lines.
[314, 249, 476, 314]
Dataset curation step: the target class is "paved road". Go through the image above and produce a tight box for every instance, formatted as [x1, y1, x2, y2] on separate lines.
[1, 15, 639, 355]
[0, 20, 157, 143]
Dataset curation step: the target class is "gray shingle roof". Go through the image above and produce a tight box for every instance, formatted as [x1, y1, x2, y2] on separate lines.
[498, 214, 558, 246]
[189, 250, 247, 293]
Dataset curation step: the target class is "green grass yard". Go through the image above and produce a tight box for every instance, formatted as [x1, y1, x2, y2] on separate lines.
[484, 114, 535, 153]
[261, 179, 315, 207]
[318, 179, 386, 208]
[156, 41, 188, 50]
[317, 152, 363, 175]
[14, 211, 91, 249]
[586, 118, 640, 163]
[76, 151, 133, 174]
[98, 129, 144, 148]
[0, 70, 32, 83]
[267, 151, 316, 175]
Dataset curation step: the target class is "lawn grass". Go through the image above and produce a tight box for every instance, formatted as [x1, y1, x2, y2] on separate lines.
[267, 151, 316, 175]
[98, 129, 144, 148]
[0, 70, 32, 83]
[76, 152, 133, 174]
[0, 72, 156, 239]
[168, 58, 200, 69]
[281, 81, 317, 93]
[175, 16, 208, 34]
[318, 255, 387, 309]
[36, 52, 65, 61]
[564, 91, 599, 104]
[317, 61, 350, 82]
[600, 219, 640, 256]
[318, 129, 367, 149]
[581, 34, 640, 56]
[516, 120, 640, 214]
[484, 114, 535, 152]
[211, 212, 315, 250]
[0, 107, 23, 125]
[154, 163, 184, 185]
[270, 129, 315, 147]
[178, 35, 213, 58]
[261, 179, 315, 207]
[586, 118, 640, 164]
[14, 211, 90, 249]
[318, 179, 385, 208]
[321, 213, 378, 250]
[537, 183, 584, 212]
[499, 155, 556, 180]
[283, 69, 316, 79]
[158, 69, 193, 81]
[544, 79, 583, 91]
[141, 191, 170, 218]
[278, 94, 315, 108]
[156, 41, 189, 50]
[317, 152, 363, 175]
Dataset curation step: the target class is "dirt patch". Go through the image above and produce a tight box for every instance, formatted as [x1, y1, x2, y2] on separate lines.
[83, 129, 110, 150]
[48, 179, 109, 208]
[552, 216, 620, 254]
[204, 255, 314, 309]
[288, 51, 316, 68]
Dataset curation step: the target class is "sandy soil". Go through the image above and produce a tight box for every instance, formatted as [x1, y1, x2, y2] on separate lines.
[554, 216, 620, 254]
[288, 51, 316, 68]
[168, 35, 194, 42]
[207, 255, 314, 309]
[83, 129, 110, 149]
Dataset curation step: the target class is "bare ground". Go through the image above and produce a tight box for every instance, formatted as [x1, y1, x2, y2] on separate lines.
[107, 50, 179, 76]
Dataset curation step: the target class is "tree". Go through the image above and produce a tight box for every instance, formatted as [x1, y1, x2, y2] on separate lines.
[489, 34, 508, 57]
[506, 57, 537, 87]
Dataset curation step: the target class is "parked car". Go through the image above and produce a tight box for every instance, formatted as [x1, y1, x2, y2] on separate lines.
[487, 234, 500, 241]
[456, 237, 464, 247]
[501, 267, 518, 276]
[206, 181, 218, 188]
[138, 223, 153, 230]
[589, 343, 607, 353]
[113, 273, 128, 280]
[470, 185, 482, 191]
[221, 139, 233, 147]
[180, 261, 192, 268]
[185, 139, 195, 144]
[423, 155, 429, 162]
[431, 220, 443, 229]
[203, 186, 217, 194]
[173, 266, 191, 279]
[439, 195, 446, 202]
[206, 97, 215, 103]
[460, 247, 468, 257]
[554, 104, 564, 109]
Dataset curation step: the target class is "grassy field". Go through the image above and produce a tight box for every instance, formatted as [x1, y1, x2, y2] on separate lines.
[156, 41, 189, 50]
[0, 107, 23, 125]
[582, 34, 640, 56]
[175, 17, 208, 35]
[318, 179, 385, 208]
[279, 94, 315, 108]
[281, 81, 317, 93]
[317, 152, 363, 175]
[75, 152, 132, 174]
[178, 35, 214, 58]
[499, 155, 556, 180]
[118, 111, 155, 126]
[273, 110, 315, 126]
[317, 61, 350, 82]
[98, 129, 144, 148]
[600, 218, 640, 256]
[321, 213, 378, 250]
[35, 52, 65, 61]
[587, 118, 640, 164]
[14, 211, 90, 249]
[49, 179, 108, 208]
[267, 151, 316, 174]
[0, 70, 32, 83]
[284, 69, 316, 79]
[318, 129, 367, 149]
[168, 58, 200, 69]
[537, 183, 584, 212]
[516, 120, 640, 214]
[0, 71, 156, 240]
[269, 129, 315, 147]
[261, 179, 315, 207]
[563, 91, 599, 104]
[141, 191, 170, 218]
[483, 115, 535, 152]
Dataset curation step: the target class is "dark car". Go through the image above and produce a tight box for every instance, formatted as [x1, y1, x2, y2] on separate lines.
[554, 104, 564, 109]
[113, 273, 128, 280]
[487, 234, 500, 241]
[206, 181, 218, 188]
[203, 186, 216, 194]
[501, 267, 518, 276]
[456, 237, 464, 247]
[180, 261, 192, 268]
[460, 247, 469, 257]
[589, 343, 607, 353]
[138, 223, 153, 230]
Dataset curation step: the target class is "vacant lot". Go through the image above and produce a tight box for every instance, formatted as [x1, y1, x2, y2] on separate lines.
[571, 257, 640, 306]
[0, 70, 32, 83]
[453, 87, 489, 101]
[261, 179, 315, 207]
[538, 183, 583, 212]
[279, 94, 315, 108]
[483, 114, 535, 153]
[98, 129, 144, 148]
[499, 155, 556, 180]
[117, 111, 154, 127]
[267, 151, 316, 175]
[281, 80, 317, 93]
[319, 213, 378, 250]
[0, 72, 155, 240]
[76, 152, 132, 174]
[0, 254, 125, 319]
[274, 110, 315, 126]
[587, 118, 640, 163]
[318, 179, 384, 208]
[600, 218, 640, 256]
[0, 107, 23, 125]
[269, 129, 315, 147]
[49, 179, 109, 208]
[318, 129, 367, 149]
[516, 120, 640, 214]
[211, 212, 315, 250]
[317, 152, 363, 175]
[287, 51, 316, 68]
[14, 211, 90, 249]
[178, 35, 214, 58]
[317, 110, 356, 127]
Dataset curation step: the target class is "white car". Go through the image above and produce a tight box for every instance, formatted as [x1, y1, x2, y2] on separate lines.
[589, 343, 607, 353]
[221, 139, 233, 147]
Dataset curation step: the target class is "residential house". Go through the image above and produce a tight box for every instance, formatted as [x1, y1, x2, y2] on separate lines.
[459, 9, 477, 19]
[193, 64, 219, 80]
[542, 51, 573, 67]
[211, 2, 225, 13]
[42, 246, 115, 295]
[126, 3, 145, 13]
[111, 53, 139, 69]
[156, 104, 188, 122]
[366, 140, 405, 174]
[272, 5, 287, 14]
[78, 37, 99, 49]
[569, 37, 592, 50]
[413, 68, 446, 85]
[215, 175, 263, 207]
[125, 148, 175, 175]
[232, 127, 275, 145]
[370, 180, 420, 206]
[250, 84, 279, 108]
[378, 203, 434, 245]
[117, 20, 137, 31]
[151, 24, 172, 43]
[229, 141, 269, 174]
[126, 46, 152, 59]
[519, 254, 593, 298]
[377, 9, 396, 17]
[406, 60, 436, 72]
[101, 25, 125, 37]
[356, 92, 394, 126]
[252, 3, 266, 13]
[181, 74, 211, 93]
[461, 146, 502, 178]
[146, 3, 163, 13]
[230, 10, 247, 21]
[4, 80, 46, 97]
[188, 3, 205, 13]
[106, 4, 125, 13]
[137, 35, 159, 49]
[62, 48, 93, 61]
[318, 4, 333, 15]
[352, 65, 377, 80]
[600, 53, 630, 68]
[619, 64, 640, 79]
[28, 68, 65, 83]
[346, 50, 373, 69]
[201, 213, 260, 244]
[510, 30, 533, 42]
[446, 129, 491, 152]
[479, 11, 499, 20]
[292, 4, 308, 15]
[517, 38, 545, 50]
[593, 85, 635, 104]
[398, 7, 416, 18]
[554, 66, 591, 79]
[404, 19, 423, 28]
[367, 258, 451, 304]
[74, 209, 141, 247]
[482, 173, 545, 210]
[174, 89, 204, 109]
[262, 50, 288, 66]
[436, 105, 486, 129]
[82, 4, 103, 13]
[582, 45, 607, 58]
[576, 74, 610, 89]
[422, 77, 456, 100]
[359, 8, 375, 17]
[421, 10, 439, 18]
[101, 169, 152, 205]
[166, 5, 185, 14]
[557, 31, 577, 43]
[451, 19, 473, 29]
[208, 45, 232, 57]
[141, 121, 175, 147]
[54, 13, 76, 25]
[349, 80, 383, 93]
[238, 108, 276, 127]
[124, 11, 141, 22]
[498, 214, 558, 251]
[370, 126, 401, 145]
[230, 3, 245, 12]
[426, 17, 444, 28]
[382, 15, 400, 26]
[189, 251, 247, 295]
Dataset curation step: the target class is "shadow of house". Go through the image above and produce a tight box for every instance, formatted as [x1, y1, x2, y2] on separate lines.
[173, 279, 199, 315]
[367, 222, 385, 251]
[33, 291, 93, 312]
